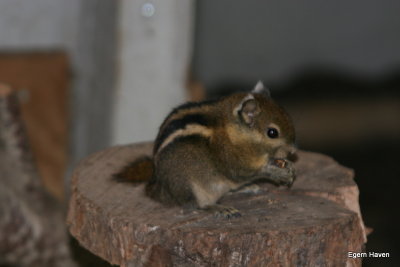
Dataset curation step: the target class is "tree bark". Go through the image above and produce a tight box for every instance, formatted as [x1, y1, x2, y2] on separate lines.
[0, 84, 77, 267]
[67, 142, 367, 267]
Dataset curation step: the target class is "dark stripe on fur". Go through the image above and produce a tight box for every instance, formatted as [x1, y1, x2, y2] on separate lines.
[157, 98, 220, 133]
[166, 98, 220, 118]
[154, 113, 214, 154]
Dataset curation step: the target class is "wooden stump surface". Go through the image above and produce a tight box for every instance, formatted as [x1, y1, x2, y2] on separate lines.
[67, 142, 367, 267]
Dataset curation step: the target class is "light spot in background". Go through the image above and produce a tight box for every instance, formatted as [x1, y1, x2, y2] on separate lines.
[141, 3, 155, 17]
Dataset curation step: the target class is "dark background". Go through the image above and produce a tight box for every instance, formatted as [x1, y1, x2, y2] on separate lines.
[193, 1, 400, 266]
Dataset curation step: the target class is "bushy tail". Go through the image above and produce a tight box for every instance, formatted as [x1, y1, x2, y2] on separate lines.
[113, 156, 154, 184]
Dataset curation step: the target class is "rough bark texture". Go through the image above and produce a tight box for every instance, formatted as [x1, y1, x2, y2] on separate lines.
[0, 84, 77, 267]
[67, 142, 367, 267]
[0, 53, 69, 200]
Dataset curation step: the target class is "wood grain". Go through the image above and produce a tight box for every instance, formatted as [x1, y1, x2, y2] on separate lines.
[67, 142, 367, 267]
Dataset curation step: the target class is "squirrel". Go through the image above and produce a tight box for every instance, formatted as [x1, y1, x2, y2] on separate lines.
[114, 81, 296, 218]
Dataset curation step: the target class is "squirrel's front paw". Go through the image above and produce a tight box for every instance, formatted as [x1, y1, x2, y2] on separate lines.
[262, 159, 296, 187]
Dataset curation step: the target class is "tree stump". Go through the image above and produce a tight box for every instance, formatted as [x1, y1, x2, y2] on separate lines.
[67, 142, 367, 267]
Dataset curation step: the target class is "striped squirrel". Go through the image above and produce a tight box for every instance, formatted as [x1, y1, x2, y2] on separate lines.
[115, 82, 296, 218]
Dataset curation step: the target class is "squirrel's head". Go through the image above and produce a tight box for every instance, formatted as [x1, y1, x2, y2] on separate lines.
[227, 81, 296, 159]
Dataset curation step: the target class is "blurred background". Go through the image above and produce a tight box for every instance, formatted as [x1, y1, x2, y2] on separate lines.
[0, 0, 399, 266]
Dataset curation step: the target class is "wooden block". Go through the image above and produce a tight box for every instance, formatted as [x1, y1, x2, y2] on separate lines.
[67, 142, 367, 267]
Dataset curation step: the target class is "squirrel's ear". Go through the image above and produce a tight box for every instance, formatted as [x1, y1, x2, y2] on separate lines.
[252, 80, 271, 97]
[234, 94, 260, 127]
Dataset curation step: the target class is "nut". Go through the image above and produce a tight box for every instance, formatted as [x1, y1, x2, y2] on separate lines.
[274, 159, 287, 168]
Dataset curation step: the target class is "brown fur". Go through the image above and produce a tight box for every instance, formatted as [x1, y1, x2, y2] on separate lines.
[115, 83, 296, 218]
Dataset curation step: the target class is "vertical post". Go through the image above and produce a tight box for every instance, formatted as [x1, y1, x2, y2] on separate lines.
[71, 0, 118, 163]
[113, 0, 195, 144]
[68, 0, 118, 199]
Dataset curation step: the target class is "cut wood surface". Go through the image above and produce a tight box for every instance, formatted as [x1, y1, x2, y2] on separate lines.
[67, 142, 367, 267]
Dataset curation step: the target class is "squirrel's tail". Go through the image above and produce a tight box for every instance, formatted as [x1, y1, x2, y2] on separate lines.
[113, 156, 153, 184]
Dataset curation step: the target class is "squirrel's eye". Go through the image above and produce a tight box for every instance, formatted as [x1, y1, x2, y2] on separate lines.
[267, 128, 279, 138]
